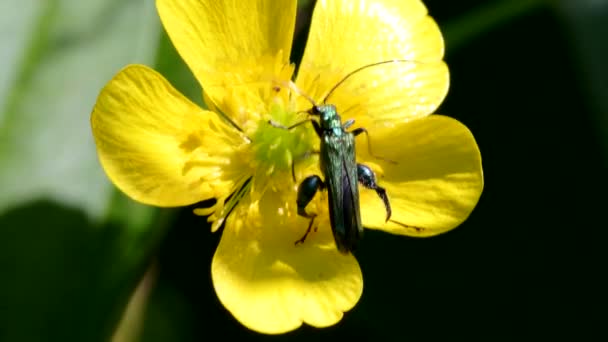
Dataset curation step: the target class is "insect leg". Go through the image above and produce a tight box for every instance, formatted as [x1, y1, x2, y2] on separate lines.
[357, 164, 426, 231]
[357, 164, 391, 222]
[268, 118, 323, 137]
[342, 119, 355, 130]
[268, 119, 311, 130]
[351, 127, 397, 164]
[295, 175, 325, 245]
[294, 217, 317, 246]
[389, 220, 425, 233]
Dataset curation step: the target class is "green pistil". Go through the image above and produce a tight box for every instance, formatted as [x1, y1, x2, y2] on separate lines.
[250, 103, 315, 176]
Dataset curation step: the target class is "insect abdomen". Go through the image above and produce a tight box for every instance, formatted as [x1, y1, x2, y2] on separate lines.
[322, 133, 362, 253]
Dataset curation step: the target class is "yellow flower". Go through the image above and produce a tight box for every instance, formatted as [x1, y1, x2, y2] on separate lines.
[91, 0, 483, 335]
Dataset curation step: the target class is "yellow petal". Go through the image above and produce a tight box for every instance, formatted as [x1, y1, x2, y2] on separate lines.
[357, 115, 483, 237]
[156, 0, 296, 105]
[212, 189, 362, 334]
[91, 64, 248, 207]
[296, 0, 447, 122]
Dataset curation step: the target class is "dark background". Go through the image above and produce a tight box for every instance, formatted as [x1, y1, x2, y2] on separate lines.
[1, 0, 605, 341]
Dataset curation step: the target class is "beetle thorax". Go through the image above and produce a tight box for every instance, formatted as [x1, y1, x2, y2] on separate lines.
[316, 104, 343, 131]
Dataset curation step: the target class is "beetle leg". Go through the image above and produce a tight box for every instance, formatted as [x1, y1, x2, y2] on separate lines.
[268, 118, 323, 138]
[294, 217, 316, 246]
[357, 163, 391, 222]
[342, 118, 355, 130]
[268, 119, 311, 130]
[295, 175, 325, 245]
[351, 127, 397, 164]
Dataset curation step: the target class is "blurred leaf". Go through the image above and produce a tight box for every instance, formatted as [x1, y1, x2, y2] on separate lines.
[111, 264, 158, 342]
[555, 0, 608, 161]
[0, 0, 185, 341]
[0, 201, 170, 342]
[443, 0, 550, 51]
[0, 0, 41, 114]
[0, 0, 160, 220]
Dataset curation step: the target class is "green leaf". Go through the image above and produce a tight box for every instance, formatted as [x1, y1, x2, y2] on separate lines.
[443, 0, 550, 51]
[555, 0, 608, 157]
[0, 0, 185, 341]
[0, 201, 173, 342]
[0, 0, 160, 220]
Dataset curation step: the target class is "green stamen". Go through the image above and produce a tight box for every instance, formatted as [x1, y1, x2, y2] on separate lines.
[250, 102, 315, 176]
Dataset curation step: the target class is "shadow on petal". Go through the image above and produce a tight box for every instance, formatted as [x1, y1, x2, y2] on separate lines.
[211, 189, 362, 334]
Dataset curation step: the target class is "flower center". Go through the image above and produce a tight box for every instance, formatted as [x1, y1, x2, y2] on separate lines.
[249, 96, 317, 190]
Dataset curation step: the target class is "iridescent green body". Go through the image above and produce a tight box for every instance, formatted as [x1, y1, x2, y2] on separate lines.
[316, 105, 363, 253]
[285, 102, 393, 254]
[269, 61, 424, 253]
[270, 100, 393, 254]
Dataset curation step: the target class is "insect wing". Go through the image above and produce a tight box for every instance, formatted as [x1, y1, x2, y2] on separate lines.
[322, 133, 362, 253]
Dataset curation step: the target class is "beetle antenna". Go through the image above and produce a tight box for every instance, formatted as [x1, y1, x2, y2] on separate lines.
[322, 59, 428, 103]
[272, 80, 318, 107]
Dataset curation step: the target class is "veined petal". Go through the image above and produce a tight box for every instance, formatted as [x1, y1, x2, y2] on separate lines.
[156, 0, 297, 109]
[357, 115, 483, 237]
[212, 189, 362, 334]
[91, 65, 249, 207]
[296, 0, 447, 122]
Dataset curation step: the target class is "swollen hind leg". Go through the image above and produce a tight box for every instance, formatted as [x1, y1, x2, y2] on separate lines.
[295, 175, 325, 245]
[357, 163, 391, 222]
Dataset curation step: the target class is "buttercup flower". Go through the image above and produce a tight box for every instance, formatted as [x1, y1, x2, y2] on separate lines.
[91, 0, 483, 334]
